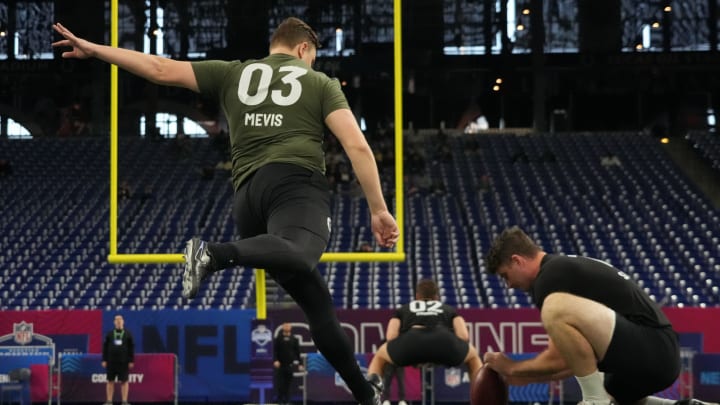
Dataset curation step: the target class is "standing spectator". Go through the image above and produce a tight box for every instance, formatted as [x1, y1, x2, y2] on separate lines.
[119, 180, 132, 200]
[273, 323, 303, 405]
[102, 315, 134, 405]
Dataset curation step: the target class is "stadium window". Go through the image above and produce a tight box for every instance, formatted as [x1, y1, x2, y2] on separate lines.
[271, 1, 356, 57]
[641, 24, 651, 49]
[443, 0, 534, 55]
[0, 1, 6, 54]
[139, 113, 207, 138]
[14, 1, 54, 60]
[443, 0, 485, 55]
[707, 108, 716, 132]
[506, 0, 518, 44]
[1, 116, 32, 139]
[0, 1, 54, 59]
[0, 26, 7, 60]
[144, 3, 165, 56]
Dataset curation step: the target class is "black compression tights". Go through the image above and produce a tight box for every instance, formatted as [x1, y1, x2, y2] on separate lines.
[278, 268, 374, 403]
[207, 232, 374, 403]
[209, 225, 328, 273]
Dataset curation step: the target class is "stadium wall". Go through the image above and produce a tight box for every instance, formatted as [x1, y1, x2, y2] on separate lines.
[1, 308, 718, 402]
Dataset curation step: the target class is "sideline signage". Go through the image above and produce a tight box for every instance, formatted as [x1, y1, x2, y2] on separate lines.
[58, 353, 176, 403]
[0, 321, 55, 405]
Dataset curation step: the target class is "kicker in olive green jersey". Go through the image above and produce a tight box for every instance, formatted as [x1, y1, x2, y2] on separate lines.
[192, 55, 349, 190]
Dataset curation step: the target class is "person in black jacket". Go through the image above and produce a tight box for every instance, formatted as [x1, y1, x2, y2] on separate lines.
[273, 323, 303, 405]
[102, 315, 135, 405]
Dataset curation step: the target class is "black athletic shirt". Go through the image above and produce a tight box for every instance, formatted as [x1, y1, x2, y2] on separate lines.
[102, 328, 135, 363]
[393, 300, 459, 333]
[530, 254, 671, 328]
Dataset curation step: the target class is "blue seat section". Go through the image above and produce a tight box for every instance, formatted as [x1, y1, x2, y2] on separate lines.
[0, 132, 718, 310]
[461, 131, 719, 308]
[687, 131, 720, 172]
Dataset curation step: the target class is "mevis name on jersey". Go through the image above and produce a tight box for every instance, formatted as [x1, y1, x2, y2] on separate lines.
[244, 112, 283, 127]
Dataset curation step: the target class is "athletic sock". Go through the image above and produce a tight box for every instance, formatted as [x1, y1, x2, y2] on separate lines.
[644, 396, 676, 405]
[207, 242, 237, 271]
[576, 370, 610, 403]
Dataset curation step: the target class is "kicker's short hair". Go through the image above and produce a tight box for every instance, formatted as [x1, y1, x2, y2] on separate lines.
[270, 17, 320, 50]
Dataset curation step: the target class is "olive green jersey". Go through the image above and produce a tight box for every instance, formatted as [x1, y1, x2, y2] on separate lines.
[191, 54, 349, 190]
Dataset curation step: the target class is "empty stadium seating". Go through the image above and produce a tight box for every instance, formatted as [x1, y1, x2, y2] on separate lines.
[0, 131, 718, 310]
[687, 131, 720, 172]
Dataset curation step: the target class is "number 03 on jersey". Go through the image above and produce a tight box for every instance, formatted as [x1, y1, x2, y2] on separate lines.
[238, 63, 308, 128]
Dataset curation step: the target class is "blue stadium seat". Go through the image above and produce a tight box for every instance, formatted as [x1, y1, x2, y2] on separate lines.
[1, 133, 718, 310]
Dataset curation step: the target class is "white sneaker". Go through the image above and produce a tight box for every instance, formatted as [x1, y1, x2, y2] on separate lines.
[364, 373, 384, 405]
[182, 237, 213, 298]
[399, 401, 408, 405]
[382, 401, 391, 405]
[674, 400, 720, 405]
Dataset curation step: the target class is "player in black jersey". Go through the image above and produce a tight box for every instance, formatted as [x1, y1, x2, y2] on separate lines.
[367, 279, 483, 384]
[483, 227, 708, 405]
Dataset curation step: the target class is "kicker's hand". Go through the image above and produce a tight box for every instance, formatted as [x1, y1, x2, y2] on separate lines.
[371, 210, 399, 248]
[52, 23, 96, 59]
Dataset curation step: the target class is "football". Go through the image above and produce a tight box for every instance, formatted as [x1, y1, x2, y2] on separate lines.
[470, 365, 509, 405]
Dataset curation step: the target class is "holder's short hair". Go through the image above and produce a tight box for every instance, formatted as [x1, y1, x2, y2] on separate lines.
[485, 226, 541, 274]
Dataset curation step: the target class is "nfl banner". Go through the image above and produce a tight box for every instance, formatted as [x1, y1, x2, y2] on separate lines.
[305, 353, 371, 402]
[304, 353, 423, 402]
[429, 361, 549, 403]
[0, 319, 56, 405]
[694, 354, 720, 400]
[0, 310, 102, 353]
[0, 354, 52, 404]
[59, 353, 177, 403]
[107, 309, 255, 402]
[0, 321, 56, 363]
[443, 367, 463, 388]
[249, 319, 274, 403]
[14, 321, 33, 345]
